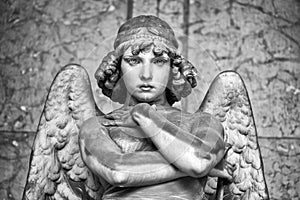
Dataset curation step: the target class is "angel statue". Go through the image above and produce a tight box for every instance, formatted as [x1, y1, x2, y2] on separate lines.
[23, 15, 269, 200]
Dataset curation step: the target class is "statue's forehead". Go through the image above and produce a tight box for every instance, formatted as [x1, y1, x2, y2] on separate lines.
[122, 45, 170, 57]
[116, 39, 172, 57]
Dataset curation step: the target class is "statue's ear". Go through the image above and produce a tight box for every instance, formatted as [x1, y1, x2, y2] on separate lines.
[167, 63, 194, 102]
[178, 57, 197, 88]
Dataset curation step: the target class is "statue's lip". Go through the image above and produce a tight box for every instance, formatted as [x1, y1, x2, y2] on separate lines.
[139, 84, 154, 91]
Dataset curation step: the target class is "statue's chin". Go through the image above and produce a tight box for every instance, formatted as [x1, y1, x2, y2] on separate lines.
[128, 92, 167, 105]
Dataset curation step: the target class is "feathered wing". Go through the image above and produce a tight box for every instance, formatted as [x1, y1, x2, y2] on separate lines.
[23, 64, 103, 200]
[198, 71, 269, 200]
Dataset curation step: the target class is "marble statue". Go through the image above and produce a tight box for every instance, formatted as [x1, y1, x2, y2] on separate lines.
[23, 15, 269, 200]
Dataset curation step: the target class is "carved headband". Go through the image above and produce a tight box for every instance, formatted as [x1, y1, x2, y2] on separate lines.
[113, 15, 179, 51]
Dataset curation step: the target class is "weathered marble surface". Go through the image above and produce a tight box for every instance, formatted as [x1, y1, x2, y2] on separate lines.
[0, 0, 299, 199]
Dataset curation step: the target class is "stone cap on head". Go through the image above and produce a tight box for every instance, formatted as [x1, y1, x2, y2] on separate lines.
[113, 15, 179, 50]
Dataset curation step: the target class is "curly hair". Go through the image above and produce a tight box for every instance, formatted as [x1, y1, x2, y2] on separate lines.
[95, 40, 197, 106]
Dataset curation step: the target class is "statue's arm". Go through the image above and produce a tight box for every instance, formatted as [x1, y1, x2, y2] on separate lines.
[79, 117, 186, 187]
[132, 104, 226, 178]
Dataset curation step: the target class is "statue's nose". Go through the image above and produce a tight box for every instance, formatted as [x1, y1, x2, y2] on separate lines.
[139, 63, 153, 81]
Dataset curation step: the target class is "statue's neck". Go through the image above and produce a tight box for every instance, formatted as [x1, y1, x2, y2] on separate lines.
[124, 93, 170, 107]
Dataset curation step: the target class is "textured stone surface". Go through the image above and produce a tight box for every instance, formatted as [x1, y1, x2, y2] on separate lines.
[0, 0, 127, 132]
[0, 131, 34, 200]
[0, 0, 299, 199]
[260, 138, 300, 200]
[188, 0, 300, 138]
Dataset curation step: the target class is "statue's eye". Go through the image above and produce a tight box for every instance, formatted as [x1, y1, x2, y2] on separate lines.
[123, 57, 140, 65]
[153, 58, 169, 66]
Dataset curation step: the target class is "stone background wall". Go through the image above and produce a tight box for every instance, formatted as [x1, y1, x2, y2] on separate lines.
[0, 0, 299, 199]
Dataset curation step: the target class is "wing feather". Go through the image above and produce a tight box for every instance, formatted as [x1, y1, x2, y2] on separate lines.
[23, 64, 103, 200]
[199, 71, 269, 199]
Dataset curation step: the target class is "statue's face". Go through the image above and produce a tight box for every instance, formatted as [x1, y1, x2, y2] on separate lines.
[121, 46, 171, 104]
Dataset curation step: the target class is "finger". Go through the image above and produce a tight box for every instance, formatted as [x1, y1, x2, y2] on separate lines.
[225, 161, 236, 171]
[132, 111, 144, 123]
[151, 104, 157, 110]
[208, 168, 232, 181]
[103, 119, 131, 127]
[101, 120, 114, 126]
[132, 112, 155, 129]
[101, 120, 120, 126]
[104, 114, 120, 120]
